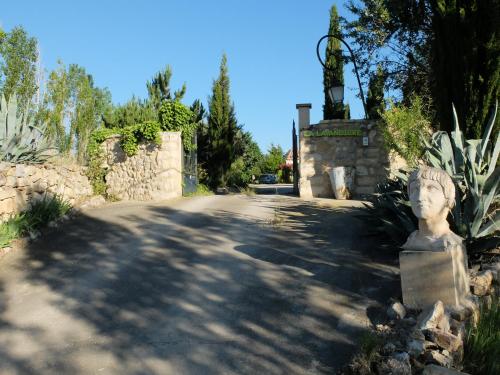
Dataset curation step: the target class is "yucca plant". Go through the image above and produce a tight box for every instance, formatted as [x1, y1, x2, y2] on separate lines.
[423, 101, 499, 247]
[0, 94, 55, 163]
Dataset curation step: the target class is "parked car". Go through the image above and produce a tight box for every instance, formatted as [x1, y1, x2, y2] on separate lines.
[258, 174, 277, 184]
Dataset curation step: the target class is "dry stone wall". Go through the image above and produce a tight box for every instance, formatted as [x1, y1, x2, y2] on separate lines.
[0, 162, 93, 221]
[102, 132, 182, 201]
[299, 119, 405, 198]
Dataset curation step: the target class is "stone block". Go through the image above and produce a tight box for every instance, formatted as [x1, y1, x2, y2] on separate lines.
[15, 164, 25, 177]
[418, 301, 445, 330]
[423, 328, 462, 352]
[470, 270, 493, 296]
[400, 250, 469, 309]
[0, 187, 16, 200]
[0, 197, 15, 215]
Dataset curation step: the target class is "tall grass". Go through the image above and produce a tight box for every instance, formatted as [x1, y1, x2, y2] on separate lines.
[0, 195, 72, 247]
[464, 296, 500, 375]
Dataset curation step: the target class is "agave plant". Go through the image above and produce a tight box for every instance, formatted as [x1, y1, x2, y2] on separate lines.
[423, 101, 499, 243]
[368, 101, 499, 254]
[0, 94, 55, 163]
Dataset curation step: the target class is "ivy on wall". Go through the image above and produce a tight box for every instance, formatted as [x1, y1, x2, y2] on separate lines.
[159, 100, 197, 151]
[86, 100, 197, 196]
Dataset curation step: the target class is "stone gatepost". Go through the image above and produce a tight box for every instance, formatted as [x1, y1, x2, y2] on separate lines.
[296, 104, 313, 198]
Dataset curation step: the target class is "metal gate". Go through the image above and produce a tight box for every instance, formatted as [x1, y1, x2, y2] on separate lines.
[182, 135, 197, 195]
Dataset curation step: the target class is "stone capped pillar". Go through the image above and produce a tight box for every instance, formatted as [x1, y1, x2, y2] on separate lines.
[296, 103, 312, 130]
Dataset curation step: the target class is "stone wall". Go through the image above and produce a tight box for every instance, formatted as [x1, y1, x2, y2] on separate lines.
[102, 132, 182, 201]
[299, 119, 404, 198]
[0, 162, 93, 221]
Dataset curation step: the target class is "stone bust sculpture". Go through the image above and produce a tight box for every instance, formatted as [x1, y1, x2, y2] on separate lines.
[402, 166, 463, 251]
[400, 166, 470, 308]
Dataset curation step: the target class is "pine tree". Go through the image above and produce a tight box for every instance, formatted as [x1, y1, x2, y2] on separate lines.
[323, 5, 347, 120]
[206, 54, 239, 188]
[366, 65, 385, 120]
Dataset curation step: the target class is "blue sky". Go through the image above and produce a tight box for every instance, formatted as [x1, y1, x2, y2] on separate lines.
[1, 0, 364, 152]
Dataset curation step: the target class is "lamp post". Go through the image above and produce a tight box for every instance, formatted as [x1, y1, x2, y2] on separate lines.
[316, 34, 368, 119]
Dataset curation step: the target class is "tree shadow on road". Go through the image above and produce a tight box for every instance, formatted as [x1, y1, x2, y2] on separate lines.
[0, 196, 400, 374]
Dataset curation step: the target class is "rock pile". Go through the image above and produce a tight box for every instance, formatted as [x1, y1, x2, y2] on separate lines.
[346, 261, 499, 375]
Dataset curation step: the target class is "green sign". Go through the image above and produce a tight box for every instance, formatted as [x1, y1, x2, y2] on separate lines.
[301, 129, 362, 137]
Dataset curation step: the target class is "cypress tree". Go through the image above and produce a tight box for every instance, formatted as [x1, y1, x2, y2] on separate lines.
[206, 54, 239, 188]
[323, 5, 348, 120]
[430, 0, 499, 138]
[366, 65, 385, 120]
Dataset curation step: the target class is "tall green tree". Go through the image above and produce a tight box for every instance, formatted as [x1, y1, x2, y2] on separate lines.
[430, 0, 500, 138]
[206, 54, 240, 188]
[0, 26, 38, 111]
[344, 0, 499, 136]
[146, 65, 186, 113]
[41, 61, 111, 162]
[323, 5, 348, 120]
[366, 65, 386, 119]
[262, 144, 285, 174]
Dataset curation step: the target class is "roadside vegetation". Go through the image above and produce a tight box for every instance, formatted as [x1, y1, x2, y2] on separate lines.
[464, 296, 500, 375]
[0, 195, 72, 248]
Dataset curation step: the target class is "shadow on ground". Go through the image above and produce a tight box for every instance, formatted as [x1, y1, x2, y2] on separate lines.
[0, 196, 400, 374]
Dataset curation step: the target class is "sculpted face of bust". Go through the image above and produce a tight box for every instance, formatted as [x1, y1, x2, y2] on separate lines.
[403, 167, 462, 251]
[409, 178, 449, 220]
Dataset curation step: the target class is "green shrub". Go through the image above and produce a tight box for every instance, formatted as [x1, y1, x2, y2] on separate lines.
[0, 195, 72, 247]
[380, 96, 433, 167]
[464, 296, 500, 375]
[184, 183, 213, 197]
[159, 100, 197, 151]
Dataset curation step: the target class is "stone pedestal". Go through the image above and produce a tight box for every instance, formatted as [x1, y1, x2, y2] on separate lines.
[400, 244, 469, 309]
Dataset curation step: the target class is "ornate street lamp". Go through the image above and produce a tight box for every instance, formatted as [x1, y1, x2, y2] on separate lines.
[316, 34, 368, 119]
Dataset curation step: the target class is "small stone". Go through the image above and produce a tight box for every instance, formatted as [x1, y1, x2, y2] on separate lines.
[418, 301, 445, 330]
[481, 262, 500, 283]
[447, 305, 472, 322]
[388, 301, 407, 320]
[407, 339, 438, 358]
[437, 313, 451, 333]
[423, 328, 462, 352]
[377, 352, 412, 375]
[470, 270, 493, 296]
[422, 364, 471, 374]
[424, 350, 453, 367]
[449, 319, 465, 340]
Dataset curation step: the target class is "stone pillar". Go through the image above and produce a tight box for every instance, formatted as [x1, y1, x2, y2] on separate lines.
[296, 103, 312, 129]
[296, 104, 312, 198]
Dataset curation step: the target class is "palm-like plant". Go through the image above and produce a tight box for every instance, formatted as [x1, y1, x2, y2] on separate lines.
[0, 94, 55, 163]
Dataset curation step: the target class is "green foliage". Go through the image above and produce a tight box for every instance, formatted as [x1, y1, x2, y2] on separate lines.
[0, 195, 72, 248]
[159, 100, 197, 151]
[423, 102, 499, 243]
[147, 65, 186, 112]
[380, 96, 432, 167]
[102, 96, 156, 129]
[366, 65, 385, 119]
[344, 0, 499, 137]
[431, 0, 500, 138]
[86, 127, 118, 195]
[464, 296, 500, 375]
[323, 5, 348, 120]
[0, 94, 55, 163]
[206, 54, 241, 188]
[39, 60, 112, 162]
[369, 102, 499, 253]
[261, 144, 285, 174]
[0, 26, 38, 111]
[183, 183, 213, 197]
[120, 121, 161, 156]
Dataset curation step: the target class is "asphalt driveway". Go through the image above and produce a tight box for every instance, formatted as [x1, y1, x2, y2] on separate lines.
[0, 194, 399, 374]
